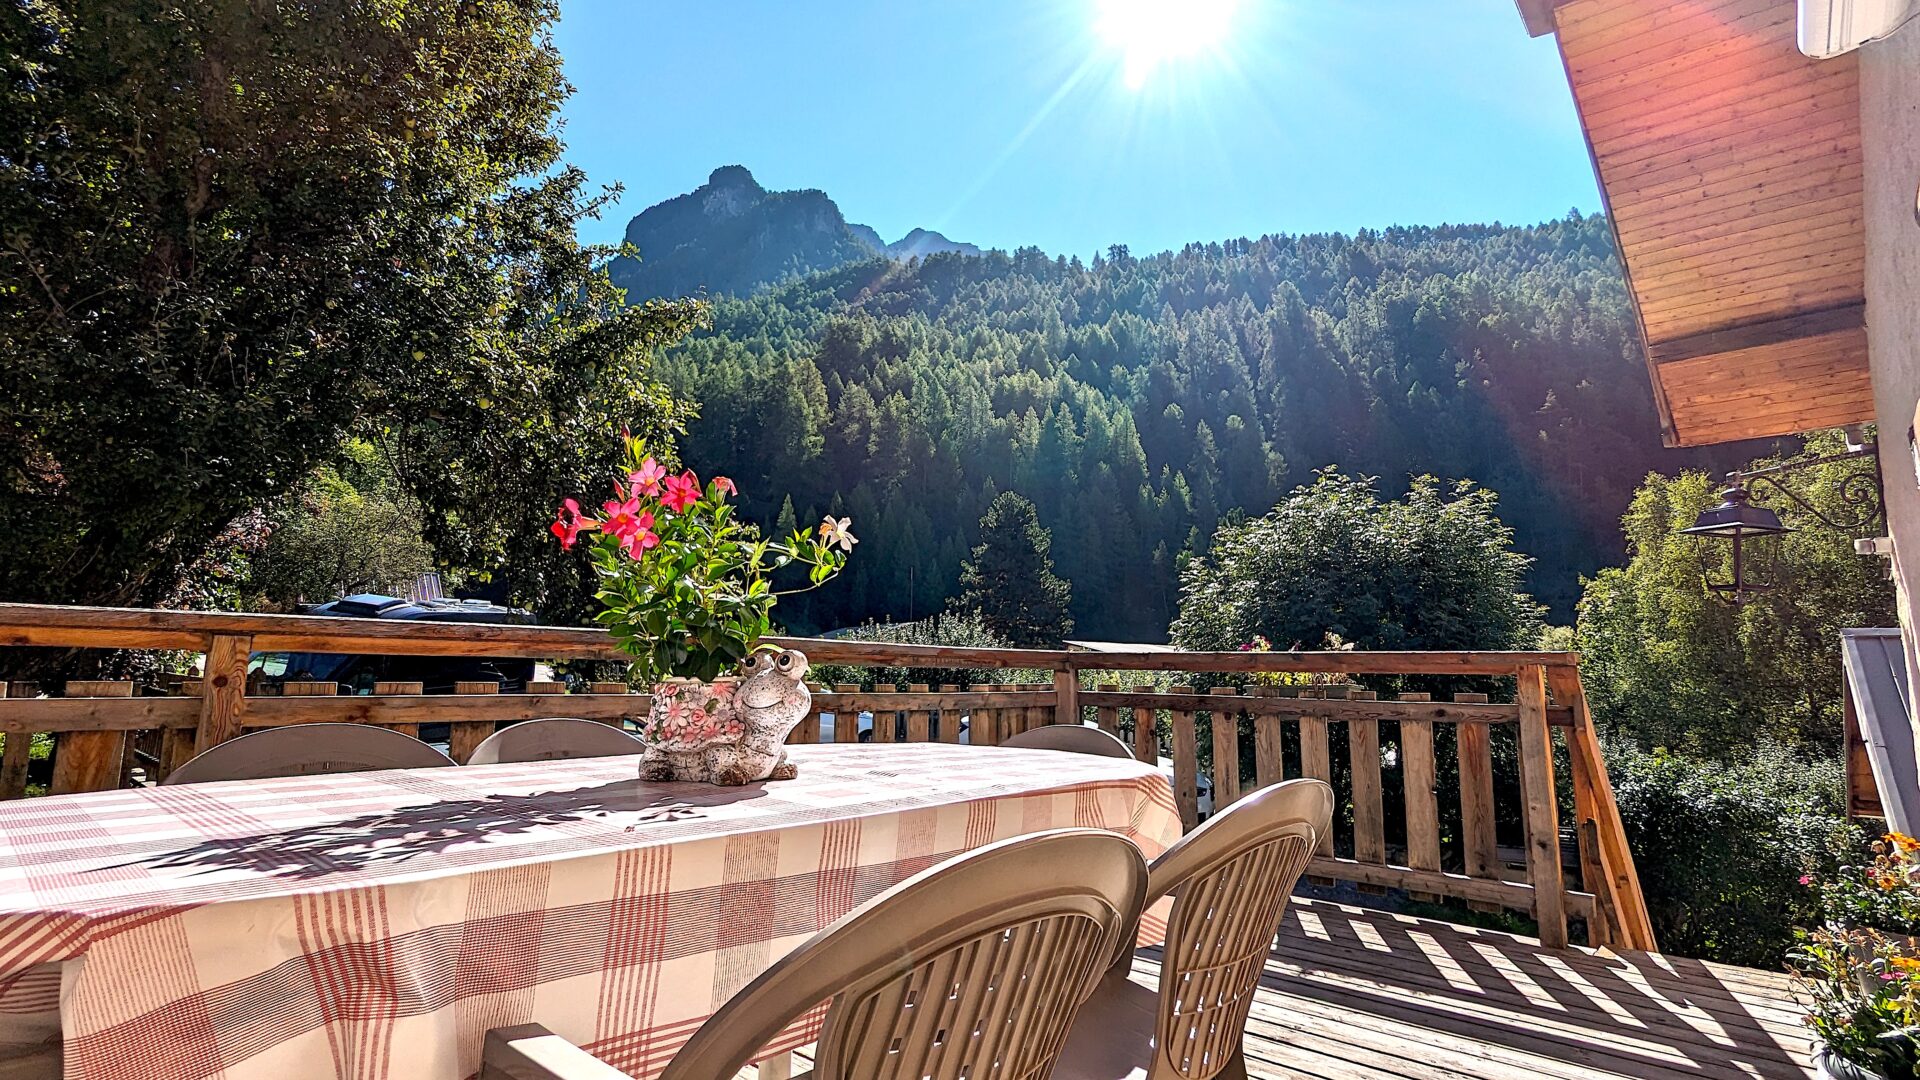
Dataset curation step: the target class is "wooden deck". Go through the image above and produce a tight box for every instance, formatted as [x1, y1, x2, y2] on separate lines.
[756, 898, 1812, 1080]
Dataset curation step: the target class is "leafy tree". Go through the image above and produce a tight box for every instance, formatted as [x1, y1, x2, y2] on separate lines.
[1576, 430, 1897, 754]
[1172, 471, 1544, 653]
[0, 0, 701, 614]
[951, 493, 1073, 647]
[248, 443, 435, 611]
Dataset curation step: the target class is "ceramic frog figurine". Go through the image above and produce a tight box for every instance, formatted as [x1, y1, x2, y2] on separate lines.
[638, 649, 811, 785]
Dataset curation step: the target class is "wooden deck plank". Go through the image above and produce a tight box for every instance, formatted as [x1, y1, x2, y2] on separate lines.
[1224, 900, 1809, 1080]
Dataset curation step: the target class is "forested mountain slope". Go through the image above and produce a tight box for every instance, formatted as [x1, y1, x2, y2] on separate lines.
[657, 213, 1753, 639]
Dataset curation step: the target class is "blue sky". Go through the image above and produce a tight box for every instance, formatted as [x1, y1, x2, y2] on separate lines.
[552, 1, 1600, 257]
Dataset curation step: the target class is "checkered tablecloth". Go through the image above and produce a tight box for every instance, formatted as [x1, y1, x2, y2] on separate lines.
[0, 741, 1179, 1079]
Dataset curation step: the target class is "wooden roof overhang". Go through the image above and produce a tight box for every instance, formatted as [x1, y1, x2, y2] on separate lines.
[1518, 0, 1872, 447]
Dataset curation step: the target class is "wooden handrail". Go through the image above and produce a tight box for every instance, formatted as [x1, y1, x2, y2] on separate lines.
[0, 603, 1576, 674]
[0, 603, 1650, 953]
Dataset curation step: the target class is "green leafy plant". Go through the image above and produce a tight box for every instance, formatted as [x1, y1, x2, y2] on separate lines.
[553, 434, 853, 684]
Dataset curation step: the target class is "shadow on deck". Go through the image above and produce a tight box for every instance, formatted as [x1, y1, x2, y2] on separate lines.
[1214, 898, 1813, 1080]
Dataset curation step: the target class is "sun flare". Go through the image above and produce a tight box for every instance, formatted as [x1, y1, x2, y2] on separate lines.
[1095, 0, 1240, 90]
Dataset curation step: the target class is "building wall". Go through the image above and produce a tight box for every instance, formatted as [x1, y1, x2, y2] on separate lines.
[1861, 21, 1920, 828]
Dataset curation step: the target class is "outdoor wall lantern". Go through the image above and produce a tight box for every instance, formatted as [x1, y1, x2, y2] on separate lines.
[1679, 429, 1884, 605]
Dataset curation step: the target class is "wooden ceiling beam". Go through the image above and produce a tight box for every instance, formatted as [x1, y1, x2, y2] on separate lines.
[1645, 302, 1866, 364]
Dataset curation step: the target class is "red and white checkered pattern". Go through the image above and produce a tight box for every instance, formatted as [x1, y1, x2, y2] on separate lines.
[0, 742, 1179, 1079]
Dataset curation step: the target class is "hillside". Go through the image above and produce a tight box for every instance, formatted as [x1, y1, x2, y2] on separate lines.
[654, 215, 1757, 640]
[607, 166, 981, 300]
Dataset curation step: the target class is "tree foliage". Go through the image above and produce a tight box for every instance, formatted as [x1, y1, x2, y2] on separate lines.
[248, 443, 435, 611]
[1172, 471, 1544, 653]
[658, 214, 1746, 637]
[1606, 740, 1852, 968]
[0, 0, 700, 613]
[1576, 430, 1896, 754]
[951, 493, 1072, 648]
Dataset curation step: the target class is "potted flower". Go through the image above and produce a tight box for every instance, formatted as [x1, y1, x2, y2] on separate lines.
[552, 434, 855, 784]
[1795, 834, 1920, 1079]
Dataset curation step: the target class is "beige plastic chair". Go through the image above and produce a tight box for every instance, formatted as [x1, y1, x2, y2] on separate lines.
[1054, 778, 1334, 1080]
[482, 828, 1150, 1080]
[465, 718, 642, 765]
[1002, 723, 1135, 759]
[163, 723, 456, 784]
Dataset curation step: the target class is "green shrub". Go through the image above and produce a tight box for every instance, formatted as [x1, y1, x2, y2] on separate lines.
[1607, 739, 1855, 968]
[810, 612, 1045, 690]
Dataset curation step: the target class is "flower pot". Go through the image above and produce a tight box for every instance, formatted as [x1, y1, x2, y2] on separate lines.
[636, 650, 813, 786]
[1815, 1043, 1890, 1080]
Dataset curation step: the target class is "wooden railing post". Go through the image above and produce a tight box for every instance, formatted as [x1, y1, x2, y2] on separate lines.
[1208, 686, 1241, 808]
[1548, 663, 1656, 951]
[1054, 664, 1079, 727]
[197, 633, 252, 752]
[1250, 688, 1283, 790]
[1516, 664, 1568, 949]
[375, 681, 424, 741]
[0, 683, 27, 800]
[449, 681, 498, 763]
[1348, 691, 1384, 880]
[1129, 688, 1157, 763]
[907, 685, 931, 743]
[1397, 692, 1441, 903]
[52, 681, 131, 795]
[833, 684, 862, 743]
[1169, 686, 1199, 831]
[1298, 692, 1333, 859]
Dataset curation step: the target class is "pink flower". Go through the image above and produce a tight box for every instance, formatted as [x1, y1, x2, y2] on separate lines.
[1799, 874, 1814, 886]
[549, 498, 597, 550]
[712, 476, 737, 499]
[602, 497, 647, 540]
[630, 457, 668, 497]
[661, 471, 702, 513]
[622, 528, 661, 560]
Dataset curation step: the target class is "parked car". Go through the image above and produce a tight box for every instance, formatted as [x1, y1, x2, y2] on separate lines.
[250, 593, 539, 696]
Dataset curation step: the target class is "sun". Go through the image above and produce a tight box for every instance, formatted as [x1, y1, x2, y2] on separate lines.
[1095, 0, 1240, 90]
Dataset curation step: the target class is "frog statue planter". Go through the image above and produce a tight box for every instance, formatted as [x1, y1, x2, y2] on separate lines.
[638, 649, 812, 786]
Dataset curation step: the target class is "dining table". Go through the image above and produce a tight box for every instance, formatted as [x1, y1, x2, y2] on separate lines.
[0, 740, 1181, 1080]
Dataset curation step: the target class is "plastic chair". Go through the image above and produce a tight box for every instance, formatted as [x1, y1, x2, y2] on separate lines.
[163, 723, 456, 784]
[465, 718, 642, 765]
[1001, 723, 1135, 759]
[482, 828, 1150, 1080]
[1053, 778, 1334, 1080]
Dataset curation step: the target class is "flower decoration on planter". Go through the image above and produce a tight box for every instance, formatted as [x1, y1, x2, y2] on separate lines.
[551, 433, 852, 784]
[1794, 833, 1920, 1079]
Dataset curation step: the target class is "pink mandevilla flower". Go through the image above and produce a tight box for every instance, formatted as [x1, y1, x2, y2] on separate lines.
[602, 497, 646, 540]
[623, 528, 661, 560]
[549, 498, 596, 550]
[661, 471, 702, 513]
[712, 476, 738, 498]
[630, 457, 668, 497]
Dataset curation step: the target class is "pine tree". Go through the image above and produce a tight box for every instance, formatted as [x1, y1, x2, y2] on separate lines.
[951, 493, 1073, 647]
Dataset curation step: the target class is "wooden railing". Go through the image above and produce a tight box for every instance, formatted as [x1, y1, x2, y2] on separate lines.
[0, 603, 1653, 952]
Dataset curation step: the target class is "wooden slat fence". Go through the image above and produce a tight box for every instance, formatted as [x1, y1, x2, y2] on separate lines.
[0, 602, 1653, 952]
